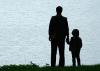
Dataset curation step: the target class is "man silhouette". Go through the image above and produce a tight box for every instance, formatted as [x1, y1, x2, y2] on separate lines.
[49, 6, 69, 67]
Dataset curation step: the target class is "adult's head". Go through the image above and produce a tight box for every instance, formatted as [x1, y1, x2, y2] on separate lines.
[56, 6, 63, 15]
[72, 29, 79, 37]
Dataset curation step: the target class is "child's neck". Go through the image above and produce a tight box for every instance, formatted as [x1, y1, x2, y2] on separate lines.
[73, 36, 79, 37]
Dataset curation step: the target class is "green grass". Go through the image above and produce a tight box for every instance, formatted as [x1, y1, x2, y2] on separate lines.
[0, 64, 100, 71]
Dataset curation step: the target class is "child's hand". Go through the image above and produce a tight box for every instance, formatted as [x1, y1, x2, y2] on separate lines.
[69, 48, 71, 51]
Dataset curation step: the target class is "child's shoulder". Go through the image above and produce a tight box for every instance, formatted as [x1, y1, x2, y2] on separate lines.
[77, 37, 82, 42]
[71, 36, 82, 40]
[78, 37, 82, 40]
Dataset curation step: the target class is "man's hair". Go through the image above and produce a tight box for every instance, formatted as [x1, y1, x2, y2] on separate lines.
[56, 6, 63, 14]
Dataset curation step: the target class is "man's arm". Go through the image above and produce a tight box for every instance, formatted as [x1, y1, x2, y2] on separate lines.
[48, 16, 54, 41]
[65, 18, 69, 44]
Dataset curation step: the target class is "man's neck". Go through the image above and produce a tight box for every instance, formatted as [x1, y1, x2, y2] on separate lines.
[57, 14, 62, 16]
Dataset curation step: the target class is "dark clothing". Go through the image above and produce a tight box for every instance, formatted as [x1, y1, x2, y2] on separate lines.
[71, 50, 81, 66]
[51, 38, 65, 67]
[69, 37, 82, 52]
[69, 36, 82, 66]
[49, 15, 69, 39]
[49, 15, 69, 67]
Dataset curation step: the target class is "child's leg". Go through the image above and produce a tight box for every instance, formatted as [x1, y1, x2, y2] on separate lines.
[72, 52, 76, 66]
[76, 50, 81, 66]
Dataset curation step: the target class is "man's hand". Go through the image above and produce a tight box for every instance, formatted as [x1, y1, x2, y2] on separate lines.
[49, 36, 51, 41]
[49, 35, 55, 41]
[69, 47, 71, 51]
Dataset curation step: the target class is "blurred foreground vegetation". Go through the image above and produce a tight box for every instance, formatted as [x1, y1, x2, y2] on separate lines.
[0, 64, 100, 71]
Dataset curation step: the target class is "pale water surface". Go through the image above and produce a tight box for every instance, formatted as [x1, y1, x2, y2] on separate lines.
[0, 0, 100, 66]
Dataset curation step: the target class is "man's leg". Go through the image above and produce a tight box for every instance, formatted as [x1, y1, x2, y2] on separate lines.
[58, 40, 65, 67]
[51, 40, 57, 67]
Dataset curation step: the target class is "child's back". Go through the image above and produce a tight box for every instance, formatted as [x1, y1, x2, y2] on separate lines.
[69, 36, 82, 52]
[69, 29, 82, 66]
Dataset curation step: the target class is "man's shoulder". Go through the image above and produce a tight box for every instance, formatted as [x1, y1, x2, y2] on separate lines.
[52, 16, 56, 18]
[62, 16, 67, 19]
[51, 16, 56, 19]
[52, 16, 56, 17]
[62, 16, 68, 21]
[52, 15, 67, 19]
[79, 37, 82, 41]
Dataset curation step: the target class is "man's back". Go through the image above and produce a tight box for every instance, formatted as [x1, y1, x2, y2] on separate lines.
[49, 15, 69, 39]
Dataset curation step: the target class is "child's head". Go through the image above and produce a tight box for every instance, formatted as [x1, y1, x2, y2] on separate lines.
[72, 29, 79, 37]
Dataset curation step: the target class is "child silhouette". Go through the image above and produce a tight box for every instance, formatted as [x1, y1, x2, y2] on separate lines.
[68, 29, 82, 66]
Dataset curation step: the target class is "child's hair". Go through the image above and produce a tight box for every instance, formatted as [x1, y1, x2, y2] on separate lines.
[72, 29, 79, 36]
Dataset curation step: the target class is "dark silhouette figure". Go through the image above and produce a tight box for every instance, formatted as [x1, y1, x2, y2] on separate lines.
[68, 29, 82, 66]
[49, 6, 69, 67]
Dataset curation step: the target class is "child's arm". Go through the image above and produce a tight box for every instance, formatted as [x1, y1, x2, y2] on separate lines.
[80, 38, 82, 48]
[66, 37, 69, 45]
[68, 37, 73, 51]
[66, 37, 72, 51]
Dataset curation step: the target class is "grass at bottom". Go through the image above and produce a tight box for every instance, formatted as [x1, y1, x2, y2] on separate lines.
[0, 64, 100, 71]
